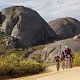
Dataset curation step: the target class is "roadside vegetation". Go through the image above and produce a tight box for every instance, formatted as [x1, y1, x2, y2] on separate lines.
[0, 33, 46, 77]
[0, 53, 45, 77]
[73, 52, 80, 67]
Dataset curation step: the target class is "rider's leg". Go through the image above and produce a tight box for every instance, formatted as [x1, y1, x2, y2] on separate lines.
[65, 58, 68, 69]
[61, 60, 65, 70]
[70, 58, 73, 68]
[56, 62, 60, 71]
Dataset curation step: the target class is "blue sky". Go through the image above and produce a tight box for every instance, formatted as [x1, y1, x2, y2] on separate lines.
[0, 0, 80, 21]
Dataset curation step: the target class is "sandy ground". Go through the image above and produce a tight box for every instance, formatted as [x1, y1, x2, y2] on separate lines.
[37, 67, 80, 80]
[8, 66, 58, 80]
[8, 66, 80, 80]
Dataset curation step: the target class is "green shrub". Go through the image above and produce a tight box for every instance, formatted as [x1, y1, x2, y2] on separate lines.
[0, 34, 46, 76]
[0, 53, 45, 76]
[19, 59, 43, 74]
[73, 53, 80, 66]
[0, 53, 20, 75]
[32, 54, 41, 62]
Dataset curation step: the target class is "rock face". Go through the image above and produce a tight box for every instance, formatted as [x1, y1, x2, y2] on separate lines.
[1, 6, 56, 47]
[0, 12, 2, 24]
[73, 34, 80, 40]
[6, 37, 16, 48]
[41, 38, 80, 62]
[48, 17, 80, 39]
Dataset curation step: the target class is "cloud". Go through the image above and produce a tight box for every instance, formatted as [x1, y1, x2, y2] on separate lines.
[0, 0, 80, 21]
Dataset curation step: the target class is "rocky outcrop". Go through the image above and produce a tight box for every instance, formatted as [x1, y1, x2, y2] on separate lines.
[27, 38, 80, 63]
[0, 12, 2, 24]
[73, 34, 80, 40]
[6, 37, 16, 48]
[40, 38, 80, 62]
[0, 12, 6, 26]
[48, 17, 80, 39]
[1, 6, 57, 47]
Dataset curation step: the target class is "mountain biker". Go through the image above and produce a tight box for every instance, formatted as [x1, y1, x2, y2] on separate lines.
[60, 51, 65, 69]
[64, 46, 73, 68]
[54, 55, 61, 71]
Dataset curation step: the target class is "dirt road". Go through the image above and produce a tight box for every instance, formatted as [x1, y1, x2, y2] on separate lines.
[8, 66, 80, 80]
[37, 67, 80, 80]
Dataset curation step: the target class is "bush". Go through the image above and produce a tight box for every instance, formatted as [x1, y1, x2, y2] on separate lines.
[19, 59, 43, 74]
[0, 53, 45, 76]
[0, 34, 46, 77]
[0, 53, 20, 75]
[32, 54, 41, 62]
[73, 53, 80, 66]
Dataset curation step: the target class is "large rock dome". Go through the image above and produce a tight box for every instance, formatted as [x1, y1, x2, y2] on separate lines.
[48, 17, 80, 39]
[1, 6, 56, 47]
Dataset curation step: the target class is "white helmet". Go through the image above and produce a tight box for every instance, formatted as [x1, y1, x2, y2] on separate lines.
[65, 45, 69, 49]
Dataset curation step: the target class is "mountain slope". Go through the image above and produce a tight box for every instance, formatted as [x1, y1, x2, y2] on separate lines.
[1, 6, 57, 47]
[48, 17, 80, 39]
